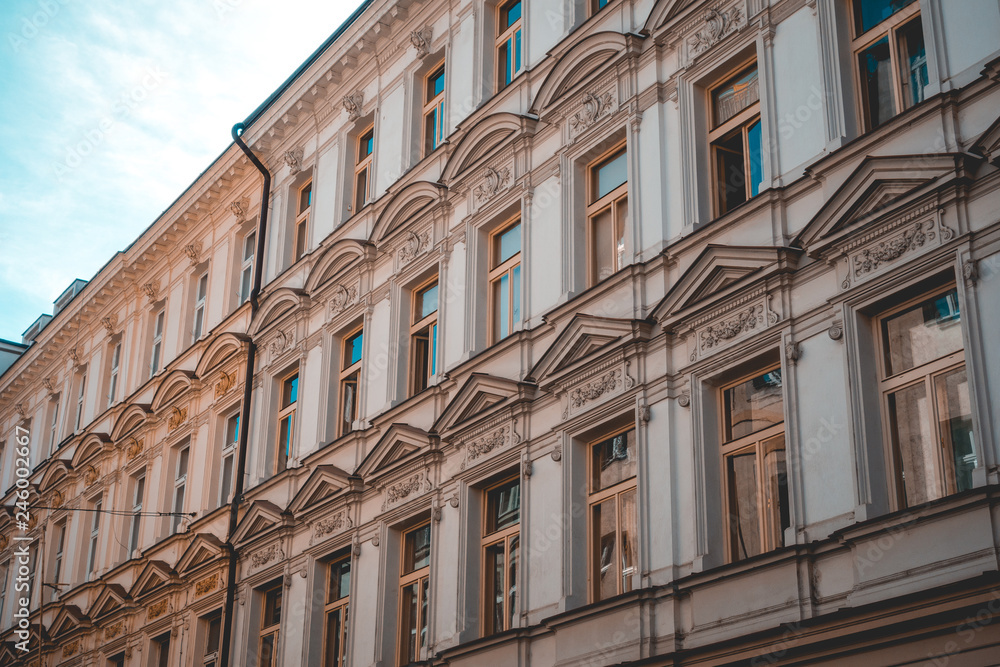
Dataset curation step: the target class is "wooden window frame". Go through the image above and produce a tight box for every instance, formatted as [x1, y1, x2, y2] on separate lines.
[87, 497, 101, 574]
[353, 125, 375, 214]
[495, 0, 523, 91]
[707, 59, 762, 218]
[849, 0, 924, 132]
[107, 341, 121, 408]
[487, 215, 522, 345]
[276, 370, 299, 474]
[338, 326, 363, 437]
[719, 364, 786, 562]
[52, 519, 66, 587]
[258, 583, 283, 667]
[129, 475, 144, 556]
[586, 425, 638, 602]
[586, 142, 629, 286]
[590, 0, 610, 15]
[323, 553, 351, 667]
[172, 444, 189, 533]
[398, 521, 431, 666]
[409, 278, 439, 396]
[220, 412, 239, 506]
[150, 308, 165, 378]
[423, 64, 446, 157]
[201, 611, 223, 667]
[240, 230, 256, 305]
[875, 284, 967, 509]
[295, 180, 312, 262]
[481, 476, 520, 636]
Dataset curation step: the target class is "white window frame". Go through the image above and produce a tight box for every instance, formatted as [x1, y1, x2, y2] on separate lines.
[150, 309, 165, 378]
[107, 341, 121, 408]
[74, 369, 87, 432]
[220, 412, 239, 506]
[173, 445, 190, 533]
[193, 271, 209, 341]
[52, 519, 66, 590]
[48, 396, 60, 453]
[240, 230, 256, 305]
[129, 475, 145, 556]
[87, 498, 101, 575]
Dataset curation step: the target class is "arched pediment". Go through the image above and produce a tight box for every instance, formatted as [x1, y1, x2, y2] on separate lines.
[250, 288, 307, 336]
[370, 181, 446, 244]
[442, 113, 534, 183]
[642, 0, 698, 34]
[71, 432, 111, 468]
[110, 404, 151, 441]
[531, 32, 629, 114]
[305, 239, 374, 292]
[39, 459, 72, 493]
[151, 369, 197, 412]
[195, 332, 250, 376]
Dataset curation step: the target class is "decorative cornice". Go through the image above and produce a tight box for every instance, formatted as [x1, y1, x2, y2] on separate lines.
[141, 281, 160, 303]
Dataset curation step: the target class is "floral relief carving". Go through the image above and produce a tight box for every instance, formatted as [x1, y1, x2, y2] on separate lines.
[268, 330, 294, 358]
[569, 91, 615, 134]
[688, 6, 746, 59]
[215, 370, 237, 398]
[104, 621, 125, 640]
[398, 230, 430, 264]
[460, 426, 509, 469]
[167, 406, 188, 431]
[570, 369, 622, 408]
[313, 511, 353, 540]
[473, 166, 511, 202]
[62, 640, 80, 658]
[125, 437, 144, 461]
[330, 284, 359, 315]
[195, 574, 219, 597]
[382, 473, 429, 510]
[250, 544, 285, 570]
[342, 91, 364, 120]
[147, 598, 169, 619]
[852, 220, 933, 279]
[699, 303, 773, 350]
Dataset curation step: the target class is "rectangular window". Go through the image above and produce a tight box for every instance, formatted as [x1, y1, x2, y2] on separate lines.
[0, 561, 7, 620]
[488, 217, 522, 344]
[591, 0, 610, 13]
[259, 584, 283, 667]
[276, 372, 299, 473]
[410, 280, 439, 396]
[588, 428, 638, 601]
[129, 475, 145, 556]
[877, 286, 972, 507]
[88, 498, 101, 574]
[75, 369, 87, 432]
[150, 308, 165, 378]
[153, 633, 171, 667]
[295, 181, 312, 262]
[496, 0, 523, 90]
[241, 230, 256, 305]
[482, 477, 519, 635]
[339, 328, 363, 437]
[398, 522, 431, 666]
[52, 519, 66, 590]
[353, 126, 375, 214]
[173, 445, 190, 533]
[324, 554, 351, 667]
[587, 144, 628, 285]
[709, 62, 762, 217]
[722, 367, 789, 561]
[48, 396, 60, 453]
[109, 652, 126, 667]
[423, 65, 446, 156]
[221, 413, 239, 505]
[193, 271, 209, 341]
[851, 0, 925, 131]
[202, 611, 223, 667]
[108, 341, 121, 408]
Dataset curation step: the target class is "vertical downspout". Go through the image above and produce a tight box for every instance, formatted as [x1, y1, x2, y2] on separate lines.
[220, 122, 271, 667]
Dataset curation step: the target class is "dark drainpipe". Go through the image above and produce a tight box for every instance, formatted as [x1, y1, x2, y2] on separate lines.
[220, 122, 271, 667]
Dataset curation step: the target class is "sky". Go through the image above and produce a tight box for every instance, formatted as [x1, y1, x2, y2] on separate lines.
[0, 0, 361, 342]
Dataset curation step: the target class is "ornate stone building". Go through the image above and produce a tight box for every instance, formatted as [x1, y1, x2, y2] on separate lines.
[2, 0, 1000, 665]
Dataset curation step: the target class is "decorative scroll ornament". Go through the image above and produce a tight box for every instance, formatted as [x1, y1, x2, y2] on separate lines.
[853, 220, 933, 279]
[461, 426, 509, 469]
[215, 370, 236, 398]
[183, 242, 201, 264]
[101, 313, 119, 335]
[314, 512, 353, 540]
[473, 166, 511, 202]
[41, 378, 55, 395]
[105, 621, 125, 640]
[398, 230, 430, 264]
[250, 544, 285, 570]
[282, 149, 303, 174]
[410, 26, 432, 56]
[62, 640, 80, 658]
[569, 91, 615, 133]
[828, 321, 844, 341]
[147, 598, 169, 619]
[268, 330, 294, 358]
[570, 369, 622, 408]
[14, 403, 25, 418]
[688, 6, 746, 59]
[342, 91, 364, 121]
[230, 197, 250, 221]
[141, 281, 160, 303]
[330, 284, 359, 315]
[68, 347, 82, 367]
[383, 473, 428, 510]
[195, 575, 219, 597]
[83, 464, 100, 486]
[167, 406, 188, 431]
[700, 304, 771, 350]
[125, 437, 144, 461]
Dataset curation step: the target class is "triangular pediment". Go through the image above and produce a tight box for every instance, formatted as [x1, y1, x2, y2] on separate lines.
[796, 153, 979, 252]
[289, 465, 356, 513]
[176, 534, 225, 574]
[0, 642, 18, 665]
[356, 425, 432, 480]
[130, 560, 175, 599]
[433, 374, 531, 435]
[653, 245, 801, 325]
[89, 584, 129, 620]
[530, 315, 648, 384]
[232, 500, 286, 545]
[49, 605, 88, 638]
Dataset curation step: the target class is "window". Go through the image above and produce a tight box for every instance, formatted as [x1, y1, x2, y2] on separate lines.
[150, 308, 165, 378]
[47, 395, 60, 453]
[52, 519, 66, 591]
[108, 652, 126, 667]
[482, 477, 519, 635]
[173, 444, 190, 533]
[107, 341, 121, 408]
[877, 286, 973, 508]
[0, 561, 7, 620]
[488, 217, 521, 343]
[295, 181, 312, 262]
[587, 144, 628, 285]
[339, 328, 363, 437]
[410, 280, 438, 396]
[276, 371, 298, 473]
[153, 633, 171, 667]
[324, 554, 351, 667]
[851, 0, 926, 131]
[721, 367, 788, 561]
[193, 271, 209, 341]
[496, 0, 523, 90]
[589, 428, 638, 601]
[259, 584, 283, 667]
[353, 126, 375, 214]
[129, 475, 145, 556]
[241, 230, 256, 305]
[74, 368, 87, 432]
[423, 65, 446, 156]
[202, 612, 223, 667]
[709, 62, 762, 217]
[591, 0, 610, 13]
[220, 413, 239, 505]
[87, 498, 101, 574]
[398, 522, 431, 666]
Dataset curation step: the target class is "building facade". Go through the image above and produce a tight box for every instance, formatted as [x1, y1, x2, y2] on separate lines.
[3, 0, 1000, 664]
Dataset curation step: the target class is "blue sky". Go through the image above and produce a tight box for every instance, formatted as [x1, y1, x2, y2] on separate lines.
[0, 0, 359, 342]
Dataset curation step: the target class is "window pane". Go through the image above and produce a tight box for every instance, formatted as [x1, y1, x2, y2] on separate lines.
[486, 479, 520, 533]
[615, 198, 627, 273]
[747, 119, 763, 197]
[712, 66, 759, 127]
[416, 283, 438, 320]
[854, 0, 918, 34]
[282, 375, 298, 408]
[221, 456, 233, 503]
[591, 206, 615, 283]
[859, 36, 896, 129]
[419, 577, 429, 651]
[514, 28, 521, 73]
[260, 634, 275, 667]
[497, 223, 521, 264]
[226, 414, 240, 446]
[341, 374, 357, 434]
[404, 524, 431, 573]
[206, 615, 222, 653]
[724, 369, 783, 441]
[591, 430, 637, 492]
[345, 330, 364, 367]
[329, 557, 351, 603]
[889, 381, 941, 505]
[485, 541, 505, 634]
[935, 367, 976, 494]
[501, 0, 521, 30]
[761, 435, 790, 549]
[325, 607, 345, 667]
[507, 536, 518, 629]
[299, 182, 312, 213]
[511, 264, 521, 325]
[430, 323, 437, 376]
[401, 582, 419, 662]
[278, 415, 292, 471]
[715, 130, 747, 215]
[620, 489, 637, 594]
[499, 41, 511, 87]
[264, 587, 283, 626]
[882, 289, 962, 376]
[428, 67, 445, 98]
[354, 169, 368, 212]
[494, 273, 510, 341]
[727, 450, 761, 560]
[594, 149, 627, 201]
[897, 17, 927, 109]
[359, 131, 374, 160]
[593, 497, 618, 600]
